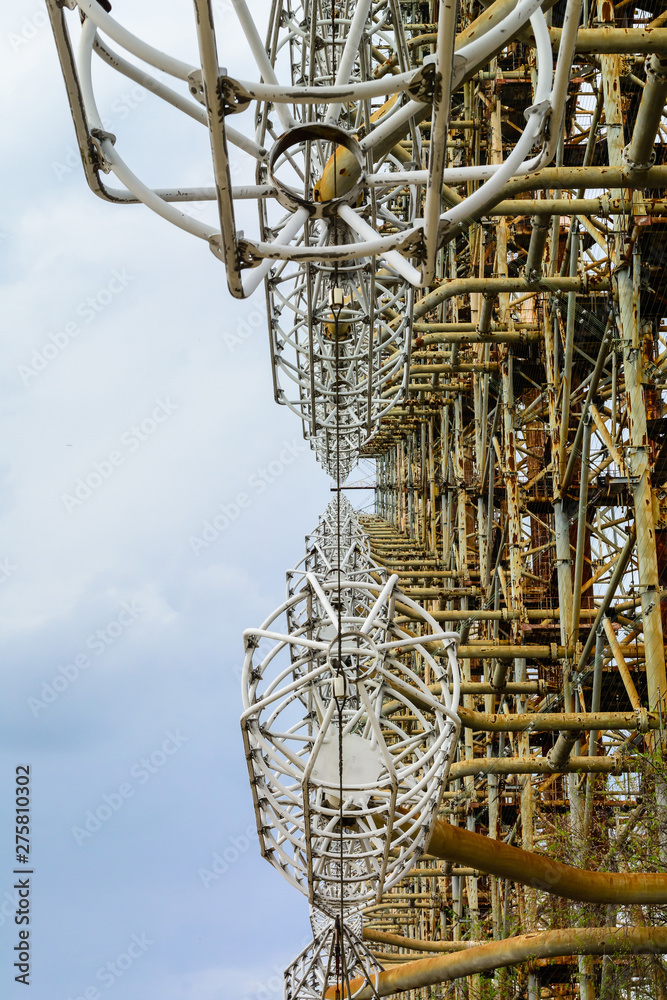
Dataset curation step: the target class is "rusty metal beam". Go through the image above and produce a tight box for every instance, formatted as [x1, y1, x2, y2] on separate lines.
[333, 928, 667, 997]
[426, 820, 667, 903]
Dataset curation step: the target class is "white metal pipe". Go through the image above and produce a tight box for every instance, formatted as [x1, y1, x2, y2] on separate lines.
[436, 100, 545, 234]
[359, 99, 424, 156]
[360, 574, 400, 634]
[247, 217, 415, 263]
[77, 18, 104, 130]
[103, 142, 219, 239]
[93, 37, 266, 159]
[77, 21, 217, 240]
[93, 36, 206, 124]
[75, 0, 194, 79]
[338, 205, 421, 284]
[364, 2, 551, 182]
[431, 4, 551, 233]
[453, 0, 543, 72]
[361, 0, 545, 160]
[325, 0, 374, 124]
[538, 0, 584, 167]
[230, 0, 295, 131]
[241, 207, 310, 296]
[236, 72, 414, 105]
[422, 0, 458, 286]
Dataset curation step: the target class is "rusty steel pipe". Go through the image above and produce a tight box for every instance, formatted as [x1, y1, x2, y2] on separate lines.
[426, 820, 667, 903]
[489, 196, 667, 215]
[603, 617, 643, 712]
[363, 929, 479, 952]
[477, 293, 495, 336]
[412, 607, 601, 621]
[550, 26, 667, 53]
[457, 705, 656, 732]
[449, 754, 632, 779]
[561, 324, 613, 494]
[546, 731, 584, 770]
[625, 50, 667, 165]
[333, 928, 667, 997]
[577, 526, 637, 670]
[411, 276, 607, 322]
[501, 164, 667, 196]
[523, 215, 551, 282]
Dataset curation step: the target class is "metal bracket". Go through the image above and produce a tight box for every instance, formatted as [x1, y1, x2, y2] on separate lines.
[188, 68, 251, 114]
[236, 238, 267, 270]
[187, 69, 205, 106]
[407, 58, 437, 104]
[219, 74, 252, 115]
[90, 128, 116, 173]
[621, 143, 656, 173]
[525, 99, 551, 122]
[635, 707, 650, 733]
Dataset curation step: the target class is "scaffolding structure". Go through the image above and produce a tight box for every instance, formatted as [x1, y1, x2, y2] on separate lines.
[45, 0, 667, 995]
[356, 2, 667, 993]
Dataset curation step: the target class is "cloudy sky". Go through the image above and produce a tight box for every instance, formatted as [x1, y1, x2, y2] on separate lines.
[0, 4, 373, 998]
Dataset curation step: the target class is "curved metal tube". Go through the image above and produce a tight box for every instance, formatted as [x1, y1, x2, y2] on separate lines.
[426, 819, 667, 903]
[363, 930, 479, 953]
[333, 928, 667, 997]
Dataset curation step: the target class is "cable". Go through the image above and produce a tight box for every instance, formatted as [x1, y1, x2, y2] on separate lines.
[329, 7, 347, 992]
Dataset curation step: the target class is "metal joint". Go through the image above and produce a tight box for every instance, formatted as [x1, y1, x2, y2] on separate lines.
[645, 54, 667, 84]
[187, 70, 205, 106]
[219, 74, 252, 115]
[407, 59, 437, 103]
[235, 238, 265, 270]
[621, 144, 656, 173]
[90, 128, 116, 173]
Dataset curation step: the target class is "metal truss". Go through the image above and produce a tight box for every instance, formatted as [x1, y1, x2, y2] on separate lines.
[268, 259, 414, 479]
[46, 0, 562, 478]
[46, 0, 667, 995]
[287, 496, 378, 592]
[240, 519, 460, 915]
[284, 914, 383, 1000]
[46, 0, 554, 293]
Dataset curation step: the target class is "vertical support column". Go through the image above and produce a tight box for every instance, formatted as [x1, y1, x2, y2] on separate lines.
[454, 396, 468, 581]
[500, 349, 524, 640]
[597, 0, 666, 718]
